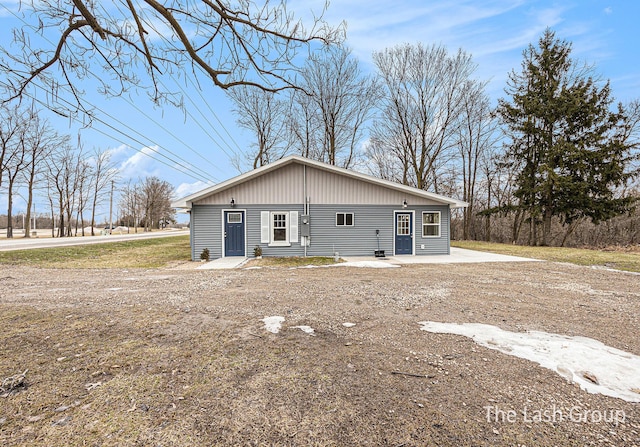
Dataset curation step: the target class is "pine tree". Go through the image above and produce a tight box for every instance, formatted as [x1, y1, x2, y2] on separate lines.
[497, 29, 636, 246]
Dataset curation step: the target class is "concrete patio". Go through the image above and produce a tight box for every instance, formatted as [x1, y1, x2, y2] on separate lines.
[195, 247, 539, 269]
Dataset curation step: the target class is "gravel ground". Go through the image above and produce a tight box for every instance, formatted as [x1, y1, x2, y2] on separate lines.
[0, 261, 639, 446]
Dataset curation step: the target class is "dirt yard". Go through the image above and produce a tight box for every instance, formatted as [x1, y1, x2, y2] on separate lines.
[0, 261, 638, 446]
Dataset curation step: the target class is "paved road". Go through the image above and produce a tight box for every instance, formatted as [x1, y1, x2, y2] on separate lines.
[0, 229, 189, 251]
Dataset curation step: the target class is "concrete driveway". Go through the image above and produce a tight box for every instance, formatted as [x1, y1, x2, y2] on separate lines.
[343, 247, 540, 265]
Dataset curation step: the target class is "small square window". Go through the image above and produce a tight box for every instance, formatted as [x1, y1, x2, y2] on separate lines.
[336, 212, 354, 227]
[227, 212, 242, 224]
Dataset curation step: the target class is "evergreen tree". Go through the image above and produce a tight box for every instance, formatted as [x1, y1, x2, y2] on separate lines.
[497, 29, 637, 245]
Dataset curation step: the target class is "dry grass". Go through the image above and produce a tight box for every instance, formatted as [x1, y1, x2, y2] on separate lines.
[0, 262, 638, 446]
[452, 240, 640, 273]
[0, 305, 446, 446]
[0, 235, 191, 268]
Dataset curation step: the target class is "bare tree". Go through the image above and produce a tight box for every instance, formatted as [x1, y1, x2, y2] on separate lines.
[88, 148, 118, 235]
[456, 80, 499, 239]
[45, 144, 78, 237]
[287, 88, 321, 160]
[294, 46, 380, 168]
[119, 180, 143, 233]
[227, 86, 290, 169]
[371, 43, 477, 191]
[1, 1, 343, 112]
[21, 113, 65, 238]
[139, 177, 175, 231]
[2, 108, 29, 238]
[74, 156, 92, 236]
[0, 104, 25, 190]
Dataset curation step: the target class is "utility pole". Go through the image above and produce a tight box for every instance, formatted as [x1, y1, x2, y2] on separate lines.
[108, 180, 114, 235]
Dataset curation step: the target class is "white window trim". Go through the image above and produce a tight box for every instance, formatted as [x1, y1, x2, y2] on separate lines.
[269, 211, 290, 246]
[422, 211, 441, 238]
[335, 212, 354, 227]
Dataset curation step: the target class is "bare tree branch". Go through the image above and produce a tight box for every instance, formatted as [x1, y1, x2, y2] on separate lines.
[1, 1, 344, 111]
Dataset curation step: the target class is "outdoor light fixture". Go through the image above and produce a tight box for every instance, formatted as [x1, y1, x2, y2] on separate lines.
[230, 198, 235, 208]
[402, 200, 408, 208]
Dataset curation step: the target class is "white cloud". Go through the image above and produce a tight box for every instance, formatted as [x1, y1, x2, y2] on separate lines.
[173, 180, 213, 199]
[288, 0, 581, 103]
[604, 7, 613, 15]
[107, 144, 130, 158]
[117, 145, 161, 180]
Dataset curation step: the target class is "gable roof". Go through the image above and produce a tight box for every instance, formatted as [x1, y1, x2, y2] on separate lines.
[171, 155, 468, 209]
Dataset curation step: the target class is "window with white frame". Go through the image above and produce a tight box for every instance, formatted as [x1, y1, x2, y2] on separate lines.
[272, 212, 288, 243]
[261, 211, 298, 246]
[422, 211, 441, 237]
[336, 212, 354, 227]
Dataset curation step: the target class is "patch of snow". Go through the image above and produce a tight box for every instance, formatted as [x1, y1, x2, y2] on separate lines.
[261, 316, 285, 334]
[418, 321, 640, 402]
[342, 322, 356, 328]
[244, 266, 262, 270]
[333, 261, 400, 269]
[291, 325, 315, 336]
[290, 261, 399, 269]
[107, 288, 123, 291]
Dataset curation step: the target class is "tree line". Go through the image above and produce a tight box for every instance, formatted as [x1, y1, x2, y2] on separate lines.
[227, 30, 640, 247]
[2, 1, 638, 247]
[0, 105, 176, 238]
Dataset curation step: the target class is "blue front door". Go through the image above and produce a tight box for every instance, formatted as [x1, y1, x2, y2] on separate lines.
[395, 212, 413, 255]
[224, 211, 245, 256]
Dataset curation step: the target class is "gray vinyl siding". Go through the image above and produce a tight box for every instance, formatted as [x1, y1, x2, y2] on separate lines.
[305, 204, 450, 257]
[190, 203, 450, 260]
[306, 205, 393, 257]
[415, 205, 450, 255]
[246, 204, 305, 258]
[191, 204, 305, 260]
[191, 205, 223, 260]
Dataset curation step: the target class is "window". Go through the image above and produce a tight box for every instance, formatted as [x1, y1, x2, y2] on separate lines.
[261, 211, 298, 246]
[422, 211, 441, 237]
[227, 212, 242, 224]
[272, 213, 288, 243]
[397, 214, 410, 235]
[336, 212, 354, 227]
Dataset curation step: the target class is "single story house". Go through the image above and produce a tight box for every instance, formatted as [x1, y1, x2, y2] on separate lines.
[171, 155, 467, 260]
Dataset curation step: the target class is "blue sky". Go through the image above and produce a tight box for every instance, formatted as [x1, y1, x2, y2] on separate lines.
[1, 0, 639, 223]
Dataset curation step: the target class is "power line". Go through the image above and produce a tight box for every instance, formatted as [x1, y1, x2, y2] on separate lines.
[0, 3, 222, 184]
[106, 0, 242, 169]
[132, 6, 246, 162]
[94, 1, 231, 178]
[1, 78, 214, 184]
